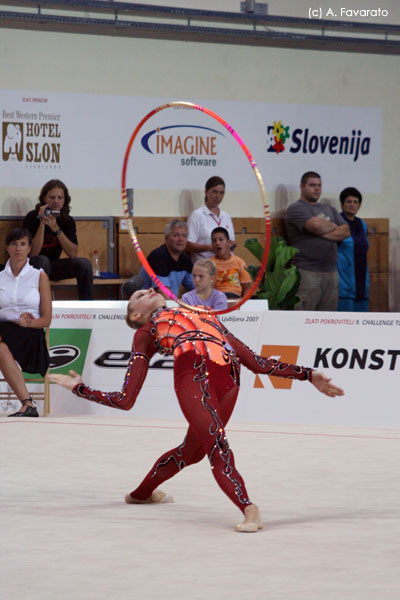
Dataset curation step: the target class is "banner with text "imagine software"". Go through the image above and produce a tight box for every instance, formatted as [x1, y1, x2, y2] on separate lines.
[1, 90, 381, 193]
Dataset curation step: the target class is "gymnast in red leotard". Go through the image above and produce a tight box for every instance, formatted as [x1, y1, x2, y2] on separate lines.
[50, 288, 344, 533]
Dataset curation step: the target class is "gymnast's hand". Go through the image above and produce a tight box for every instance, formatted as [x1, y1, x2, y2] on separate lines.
[49, 369, 83, 390]
[311, 372, 344, 398]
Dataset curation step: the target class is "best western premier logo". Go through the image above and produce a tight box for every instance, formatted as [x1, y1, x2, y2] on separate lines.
[141, 124, 224, 167]
[2, 109, 61, 168]
[267, 119, 370, 162]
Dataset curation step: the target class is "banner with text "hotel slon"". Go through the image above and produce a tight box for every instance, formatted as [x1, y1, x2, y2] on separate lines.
[1, 90, 381, 193]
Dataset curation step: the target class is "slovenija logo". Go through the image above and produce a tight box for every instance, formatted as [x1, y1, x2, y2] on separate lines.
[266, 120, 290, 154]
[266, 118, 370, 162]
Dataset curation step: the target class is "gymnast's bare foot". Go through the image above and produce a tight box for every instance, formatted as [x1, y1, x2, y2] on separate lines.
[236, 504, 263, 533]
[125, 489, 174, 504]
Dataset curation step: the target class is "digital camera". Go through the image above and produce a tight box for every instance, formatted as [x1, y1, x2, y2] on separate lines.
[38, 207, 61, 220]
[44, 207, 61, 216]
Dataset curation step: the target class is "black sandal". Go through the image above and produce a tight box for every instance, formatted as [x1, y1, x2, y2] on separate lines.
[7, 398, 39, 418]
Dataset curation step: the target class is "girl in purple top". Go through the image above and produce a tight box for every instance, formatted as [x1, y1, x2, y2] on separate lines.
[181, 259, 227, 310]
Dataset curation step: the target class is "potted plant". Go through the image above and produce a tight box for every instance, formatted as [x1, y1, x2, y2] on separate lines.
[245, 236, 300, 310]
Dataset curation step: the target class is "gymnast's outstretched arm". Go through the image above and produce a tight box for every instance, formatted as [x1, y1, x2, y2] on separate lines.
[49, 322, 158, 410]
[223, 330, 344, 398]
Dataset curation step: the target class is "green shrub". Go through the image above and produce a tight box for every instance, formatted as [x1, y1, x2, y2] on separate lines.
[245, 236, 300, 310]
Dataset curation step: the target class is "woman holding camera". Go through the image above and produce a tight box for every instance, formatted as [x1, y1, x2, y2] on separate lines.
[23, 179, 93, 300]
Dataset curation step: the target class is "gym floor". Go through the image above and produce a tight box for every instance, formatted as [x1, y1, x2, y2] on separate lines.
[1, 416, 399, 600]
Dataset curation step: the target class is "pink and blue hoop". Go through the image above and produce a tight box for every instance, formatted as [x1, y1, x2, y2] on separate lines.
[121, 100, 270, 315]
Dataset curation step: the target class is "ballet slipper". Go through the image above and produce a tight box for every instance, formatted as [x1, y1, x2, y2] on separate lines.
[125, 489, 174, 504]
[236, 504, 263, 533]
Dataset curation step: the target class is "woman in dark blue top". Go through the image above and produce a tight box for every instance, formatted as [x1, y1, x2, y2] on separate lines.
[337, 187, 369, 312]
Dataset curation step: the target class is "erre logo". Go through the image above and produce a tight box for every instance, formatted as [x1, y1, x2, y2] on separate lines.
[253, 345, 300, 390]
[314, 348, 400, 370]
[94, 351, 173, 369]
[95, 351, 131, 368]
[48, 329, 91, 375]
[267, 119, 371, 162]
[49, 345, 80, 369]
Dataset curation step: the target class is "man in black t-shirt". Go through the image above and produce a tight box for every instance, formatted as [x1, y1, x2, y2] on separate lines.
[23, 180, 93, 300]
[122, 219, 194, 300]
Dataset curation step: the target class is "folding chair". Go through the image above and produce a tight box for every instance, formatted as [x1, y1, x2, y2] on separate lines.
[0, 328, 50, 416]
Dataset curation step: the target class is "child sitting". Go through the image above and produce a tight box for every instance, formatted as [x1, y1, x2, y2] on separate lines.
[181, 259, 227, 310]
[211, 227, 252, 298]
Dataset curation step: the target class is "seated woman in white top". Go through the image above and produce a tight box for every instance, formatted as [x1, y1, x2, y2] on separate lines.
[186, 176, 235, 263]
[0, 228, 52, 417]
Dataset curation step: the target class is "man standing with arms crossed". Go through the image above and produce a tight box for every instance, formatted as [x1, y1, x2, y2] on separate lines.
[285, 172, 350, 311]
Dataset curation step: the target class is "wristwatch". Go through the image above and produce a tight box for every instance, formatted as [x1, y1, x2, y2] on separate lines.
[55, 229, 62, 236]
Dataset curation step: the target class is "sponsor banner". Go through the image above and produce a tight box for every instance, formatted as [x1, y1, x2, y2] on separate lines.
[49, 305, 399, 427]
[21, 328, 91, 379]
[1, 90, 381, 192]
[49, 329, 92, 374]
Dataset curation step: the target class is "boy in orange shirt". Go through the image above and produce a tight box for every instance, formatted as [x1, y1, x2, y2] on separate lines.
[210, 227, 252, 298]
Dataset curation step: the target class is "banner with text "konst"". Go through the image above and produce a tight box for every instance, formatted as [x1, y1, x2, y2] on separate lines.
[49, 306, 398, 428]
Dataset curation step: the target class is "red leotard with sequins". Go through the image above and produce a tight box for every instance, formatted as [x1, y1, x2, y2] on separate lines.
[73, 307, 313, 511]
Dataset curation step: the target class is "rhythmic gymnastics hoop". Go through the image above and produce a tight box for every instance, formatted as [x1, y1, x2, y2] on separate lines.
[121, 100, 270, 316]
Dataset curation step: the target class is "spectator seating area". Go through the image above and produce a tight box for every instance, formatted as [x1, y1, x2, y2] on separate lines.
[0, 215, 389, 310]
[0, 216, 125, 299]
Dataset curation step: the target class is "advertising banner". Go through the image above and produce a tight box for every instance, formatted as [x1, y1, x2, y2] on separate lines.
[49, 303, 399, 428]
[1, 90, 381, 192]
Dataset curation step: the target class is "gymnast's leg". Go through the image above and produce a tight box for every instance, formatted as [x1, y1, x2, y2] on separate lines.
[126, 358, 240, 504]
[174, 352, 262, 531]
[126, 425, 205, 503]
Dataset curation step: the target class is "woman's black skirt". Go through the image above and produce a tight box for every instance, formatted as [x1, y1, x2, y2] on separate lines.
[0, 321, 49, 377]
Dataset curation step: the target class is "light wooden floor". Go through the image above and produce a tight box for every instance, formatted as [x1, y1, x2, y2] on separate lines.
[1, 416, 400, 600]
